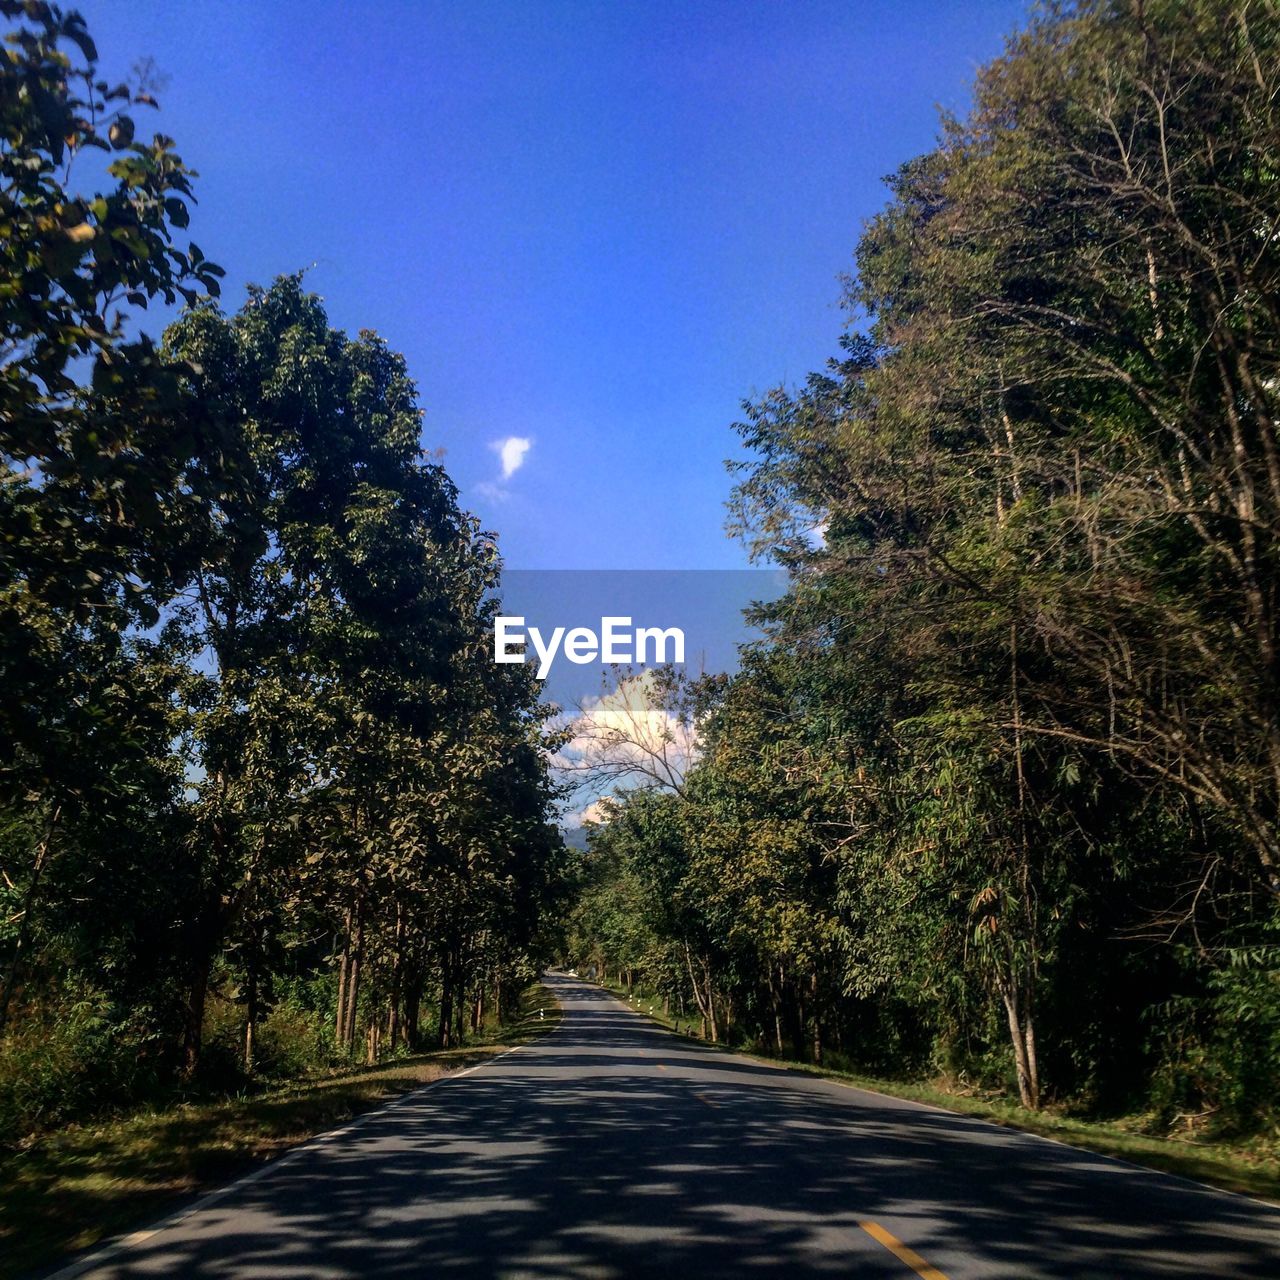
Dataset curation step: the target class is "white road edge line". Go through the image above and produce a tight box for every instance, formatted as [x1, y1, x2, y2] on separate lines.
[43, 999, 563, 1280]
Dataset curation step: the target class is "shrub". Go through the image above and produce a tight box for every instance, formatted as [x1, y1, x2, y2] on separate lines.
[1149, 946, 1280, 1137]
[0, 988, 164, 1141]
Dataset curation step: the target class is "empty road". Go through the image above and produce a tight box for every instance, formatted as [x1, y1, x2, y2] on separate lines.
[54, 973, 1280, 1278]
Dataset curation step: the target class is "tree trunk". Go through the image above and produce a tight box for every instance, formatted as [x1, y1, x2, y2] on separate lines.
[1024, 1006, 1040, 1106]
[767, 966, 785, 1055]
[438, 962, 454, 1049]
[243, 950, 259, 1075]
[454, 971, 465, 1045]
[404, 970, 422, 1050]
[810, 971, 823, 1065]
[387, 904, 404, 1050]
[702, 957, 719, 1043]
[335, 932, 349, 1049]
[183, 960, 209, 1078]
[343, 911, 363, 1054]
[683, 944, 715, 1041]
[1000, 980, 1040, 1109]
[343, 948, 361, 1052]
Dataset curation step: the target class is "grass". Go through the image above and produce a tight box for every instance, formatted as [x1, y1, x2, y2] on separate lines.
[0, 984, 559, 1280]
[604, 980, 1280, 1205]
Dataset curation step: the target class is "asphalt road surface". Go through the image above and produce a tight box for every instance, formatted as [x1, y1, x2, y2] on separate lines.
[53, 972, 1280, 1278]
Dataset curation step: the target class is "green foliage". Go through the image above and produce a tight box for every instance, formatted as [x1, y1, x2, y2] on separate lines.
[1, 0, 227, 796]
[571, 0, 1280, 1132]
[0, 985, 164, 1139]
[0, 4, 564, 1141]
[1149, 932, 1280, 1135]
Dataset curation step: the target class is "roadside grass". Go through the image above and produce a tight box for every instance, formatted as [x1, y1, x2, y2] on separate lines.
[603, 980, 1280, 1205]
[1, 983, 559, 1280]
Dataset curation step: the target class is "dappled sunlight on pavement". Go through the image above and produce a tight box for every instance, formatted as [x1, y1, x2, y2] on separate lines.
[53, 975, 1280, 1279]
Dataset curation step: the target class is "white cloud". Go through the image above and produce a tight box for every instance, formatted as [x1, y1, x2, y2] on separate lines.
[493, 435, 532, 481]
[551, 671, 699, 794]
[562, 798, 619, 829]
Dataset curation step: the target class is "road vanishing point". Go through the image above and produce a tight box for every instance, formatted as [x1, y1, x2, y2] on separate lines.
[52, 973, 1280, 1279]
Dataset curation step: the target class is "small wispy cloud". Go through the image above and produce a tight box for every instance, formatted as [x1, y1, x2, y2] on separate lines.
[476, 436, 532, 501]
[494, 435, 532, 480]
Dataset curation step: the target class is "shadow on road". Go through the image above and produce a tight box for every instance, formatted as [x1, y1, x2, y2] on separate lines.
[78, 975, 1280, 1278]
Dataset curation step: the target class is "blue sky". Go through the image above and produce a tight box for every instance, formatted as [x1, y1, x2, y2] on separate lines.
[81, 0, 1029, 569]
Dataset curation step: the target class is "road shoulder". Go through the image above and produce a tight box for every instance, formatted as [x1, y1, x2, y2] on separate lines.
[7, 985, 560, 1280]
[596, 979, 1280, 1207]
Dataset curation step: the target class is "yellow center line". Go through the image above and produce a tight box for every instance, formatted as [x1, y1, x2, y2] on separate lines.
[858, 1222, 949, 1280]
[695, 1092, 719, 1108]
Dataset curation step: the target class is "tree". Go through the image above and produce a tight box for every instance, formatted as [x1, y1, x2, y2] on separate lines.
[0, 0, 224, 1038]
[576, 0, 1280, 1124]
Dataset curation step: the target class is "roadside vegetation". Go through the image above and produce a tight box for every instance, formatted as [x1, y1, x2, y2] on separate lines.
[0, 0, 566, 1168]
[0, 984, 558, 1279]
[8, 0, 1280, 1259]
[566, 0, 1280, 1183]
